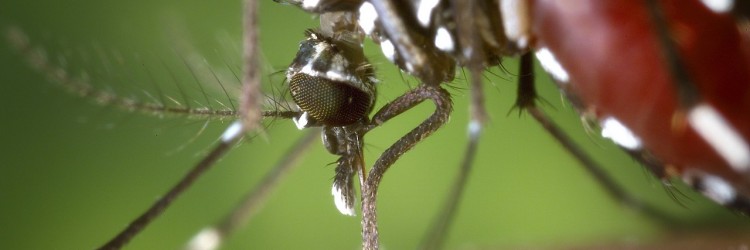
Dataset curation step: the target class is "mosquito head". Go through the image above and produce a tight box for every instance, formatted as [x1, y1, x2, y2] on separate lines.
[287, 29, 376, 128]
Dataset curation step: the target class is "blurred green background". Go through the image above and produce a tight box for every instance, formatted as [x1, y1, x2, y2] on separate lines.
[1, 1, 748, 249]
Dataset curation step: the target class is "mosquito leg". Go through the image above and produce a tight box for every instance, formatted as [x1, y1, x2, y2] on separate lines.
[526, 107, 683, 224]
[98, 122, 242, 250]
[418, 123, 479, 250]
[96, 110, 297, 250]
[516, 52, 680, 225]
[240, 0, 262, 133]
[4, 27, 240, 119]
[360, 84, 452, 250]
[417, 1, 513, 246]
[367, 0, 456, 84]
[186, 128, 319, 250]
[519, 54, 629, 200]
[100, 1, 267, 248]
[419, 4, 488, 246]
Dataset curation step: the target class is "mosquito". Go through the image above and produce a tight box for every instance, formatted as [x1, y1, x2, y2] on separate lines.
[3, 0, 749, 249]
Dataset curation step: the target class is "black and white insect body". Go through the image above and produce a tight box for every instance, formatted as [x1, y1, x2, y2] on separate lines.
[285, 17, 381, 217]
[355, 0, 524, 85]
[282, 7, 458, 228]
[286, 29, 377, 129]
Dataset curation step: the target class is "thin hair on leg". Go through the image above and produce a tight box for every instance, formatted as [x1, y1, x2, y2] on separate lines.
[98, 1, 268, 248]
[518, 52, 680, 226]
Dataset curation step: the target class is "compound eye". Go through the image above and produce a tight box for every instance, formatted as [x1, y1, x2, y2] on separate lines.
[290, 73, 373, 126]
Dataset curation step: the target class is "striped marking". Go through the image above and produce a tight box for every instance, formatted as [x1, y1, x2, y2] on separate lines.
[600, 117, 642, 150]
[302, 0, 321, 9]
[434, 27, 455, 52]
[332, 184, 356, 216]
[417, 0, 440, 27]
[684, 170, 738, 206]
[700, 0, 735, 13]
[535, 47, 570, 83]
[380, 39, 396, 62]
[688, 104, 750, 172]
[358, 2, 378, 35]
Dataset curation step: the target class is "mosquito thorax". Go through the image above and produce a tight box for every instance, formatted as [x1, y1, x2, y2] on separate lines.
[287, 30, 376, 129]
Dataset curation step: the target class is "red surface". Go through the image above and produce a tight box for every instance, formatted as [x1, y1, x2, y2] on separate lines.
[530, 0, 750, 181]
